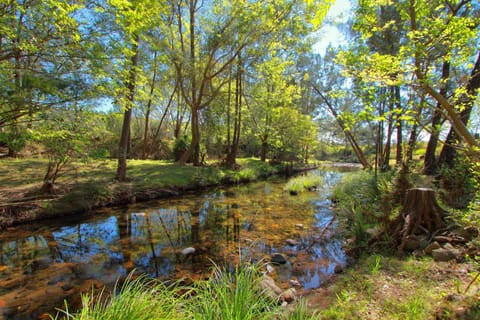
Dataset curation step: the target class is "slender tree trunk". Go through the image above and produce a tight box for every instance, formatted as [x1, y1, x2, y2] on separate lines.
[423, 61, 450, 174]
[395, 86, 403, 165]
[313, 86, 371, 169]
[226, 55, 242, 168]
[142, 51, 158, 160]
[116, 35, 139, 182]
[178, 0, 201, 166]
[438, 52, 480, 168]
[260, 114, 270, 162]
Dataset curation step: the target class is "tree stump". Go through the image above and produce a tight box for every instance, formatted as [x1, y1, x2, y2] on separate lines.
[391, 188, 446, 253]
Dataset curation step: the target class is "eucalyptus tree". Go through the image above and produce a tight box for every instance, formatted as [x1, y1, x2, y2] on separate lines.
[168, 0, 332, 166]
[339, 0, 480, 173]
[93, 0, 167, 181]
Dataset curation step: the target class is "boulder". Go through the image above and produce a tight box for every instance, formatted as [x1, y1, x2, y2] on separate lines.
[334, 263, 344, 274]
[279, 288, 296, 303]
[270, 253, 288, 265]
[431, 248, 457, 262]
[424, 241, 441, 255]
[260, 275, 283, 300]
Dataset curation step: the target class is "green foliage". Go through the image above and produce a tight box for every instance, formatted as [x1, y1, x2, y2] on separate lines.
[438, 156, 476, 209]
[173, 135, 190, 162]
[0, 129, 30, 153]
[331, 171, 384, 245]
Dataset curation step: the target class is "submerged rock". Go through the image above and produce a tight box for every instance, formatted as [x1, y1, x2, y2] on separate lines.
[295, 224, 304, 230]
[181, 247, 196, 255]
[270, 253, 287, 265]
[286, 239, 299, 246]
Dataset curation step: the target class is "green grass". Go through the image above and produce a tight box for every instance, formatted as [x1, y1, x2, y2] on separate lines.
[0, 157, 286, 221]
[54, 273, 186, 320]
[54, 264, 314, 320]
[316, 254, 479, 319]
[283, 174, 323, 195]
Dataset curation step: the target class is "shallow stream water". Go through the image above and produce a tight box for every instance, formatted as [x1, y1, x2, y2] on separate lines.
[0, 166, 356, 319]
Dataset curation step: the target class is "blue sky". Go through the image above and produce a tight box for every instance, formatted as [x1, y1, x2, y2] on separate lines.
[313, 0, 353, 55]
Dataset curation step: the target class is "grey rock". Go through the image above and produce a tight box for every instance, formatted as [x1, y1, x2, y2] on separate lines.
[181, 247, 195, 255]
[432, 248, 457, 262]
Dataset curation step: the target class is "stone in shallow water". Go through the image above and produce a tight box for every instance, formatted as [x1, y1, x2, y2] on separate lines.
[270, 253, 287, 265]
[286, 239, 299, 246]
[260, 275, 283, 300]
[295, 224, 304, 230]
[181, 247, 195, 255]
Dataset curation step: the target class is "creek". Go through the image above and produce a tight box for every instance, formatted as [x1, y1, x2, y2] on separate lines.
[0, 166, 356, 319]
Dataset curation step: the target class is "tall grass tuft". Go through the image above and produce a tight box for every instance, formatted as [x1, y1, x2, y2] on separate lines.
[330, 171, 384, 246]
[54, 273, 186, 320]
[190, 263, 277, 320]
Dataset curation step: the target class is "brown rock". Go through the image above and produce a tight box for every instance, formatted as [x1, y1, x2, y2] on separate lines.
[260, 275, 283, 300]
[279, 288, 296, 303]
[424, 241, 441, 255]
[432, 248, 456, 262]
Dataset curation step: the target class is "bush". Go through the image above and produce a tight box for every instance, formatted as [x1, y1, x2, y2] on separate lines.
[173, 135, 190, 162]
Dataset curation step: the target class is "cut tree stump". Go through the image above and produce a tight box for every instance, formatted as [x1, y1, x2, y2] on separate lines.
[391, 188, 446, 253]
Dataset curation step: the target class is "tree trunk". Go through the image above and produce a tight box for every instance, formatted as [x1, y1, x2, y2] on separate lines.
[142, 51, 158, 160]
[394, 86, 403, 166]
[226, 55, 242, 168]
[391, 188, 446, 253]
[423, 60, 449, 174]
[116, 35, 139, 182]
[313, 86, 371, 169]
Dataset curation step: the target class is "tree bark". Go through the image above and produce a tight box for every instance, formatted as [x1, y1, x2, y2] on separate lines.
[142, 51, 158, 160]
[116, 35, 139, 182]
[423, 60, 449, 174]
[226, 55, 242, 168]
[391, 188, 446, 253]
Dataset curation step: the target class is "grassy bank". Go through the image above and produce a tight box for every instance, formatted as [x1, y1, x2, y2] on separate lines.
[0, 158, 290, 228]
[315, 170, 480, 319]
